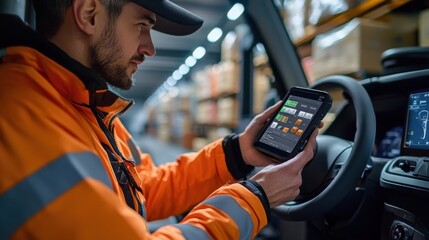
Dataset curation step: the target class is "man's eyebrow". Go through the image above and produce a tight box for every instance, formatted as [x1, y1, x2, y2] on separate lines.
[143, 14, 156, 26]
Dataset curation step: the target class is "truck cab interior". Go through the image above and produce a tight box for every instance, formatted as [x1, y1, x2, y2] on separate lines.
[1, 0, 429, 239]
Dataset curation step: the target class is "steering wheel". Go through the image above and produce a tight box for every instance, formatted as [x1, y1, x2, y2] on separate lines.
[272, 75, 376, 220]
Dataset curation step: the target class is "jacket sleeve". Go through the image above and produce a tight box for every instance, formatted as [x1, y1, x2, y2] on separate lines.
[3, 158, 267, 240]
[155, 182, 270, 239]
[5, 168, 269, 240]
[114, 119, 258, 222]
[113, 122, 271, 239]
[136, 138, 236, 220]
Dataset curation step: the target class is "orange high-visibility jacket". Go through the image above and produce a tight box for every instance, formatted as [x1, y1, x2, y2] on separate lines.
[0, 14, 269, 239]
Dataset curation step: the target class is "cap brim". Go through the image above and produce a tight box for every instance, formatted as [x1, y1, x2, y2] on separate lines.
[131, 0, 204, 36]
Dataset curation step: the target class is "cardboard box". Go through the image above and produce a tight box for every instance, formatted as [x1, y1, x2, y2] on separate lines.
[218, 60, 240, 95]
[253, 68, 271, 114]
[195, 101, 217, 125]
[311, 18, 395, 80]
[420, 9, 429, 46]
[193, 70, 211, 100]
[221, 25, 249, 62]
[221, 31, 240, 62]
[193, 65, 219, 100]
[379, 13, 418, 47]
[217, 97, 238, 126]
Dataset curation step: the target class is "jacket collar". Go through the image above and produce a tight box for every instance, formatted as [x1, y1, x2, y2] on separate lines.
[0, 14, 134, 124]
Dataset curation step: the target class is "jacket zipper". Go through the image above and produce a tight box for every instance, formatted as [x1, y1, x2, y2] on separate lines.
[91, 107, 144, 216]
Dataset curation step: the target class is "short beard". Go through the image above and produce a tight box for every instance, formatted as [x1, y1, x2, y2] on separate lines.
[89, 23, 134, 90]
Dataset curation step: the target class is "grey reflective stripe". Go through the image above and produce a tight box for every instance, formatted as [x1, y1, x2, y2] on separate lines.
[141, 201, 147, 219]
[203, 195, 254, 240]
[0, 152, 112, 239]
[126, 138, 140, 165]
[0, 48, 6, 57]
[173, 224, 210, 240]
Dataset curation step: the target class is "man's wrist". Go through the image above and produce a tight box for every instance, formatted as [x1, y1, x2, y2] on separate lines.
[239, 180, 271, 222]
[222, 134, 254, 180]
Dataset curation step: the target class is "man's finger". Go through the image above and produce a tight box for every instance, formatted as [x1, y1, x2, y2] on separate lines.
[290, 128, 319, 169]
[259, 101, 283, 123]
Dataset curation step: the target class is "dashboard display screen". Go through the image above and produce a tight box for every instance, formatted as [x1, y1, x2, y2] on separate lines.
[404, 91, 429, 150]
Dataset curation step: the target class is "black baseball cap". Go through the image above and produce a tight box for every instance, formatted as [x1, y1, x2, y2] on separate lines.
[130, 0, 204, 36]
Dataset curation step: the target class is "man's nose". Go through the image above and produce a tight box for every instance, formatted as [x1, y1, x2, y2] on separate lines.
[139, 32, 156, 57]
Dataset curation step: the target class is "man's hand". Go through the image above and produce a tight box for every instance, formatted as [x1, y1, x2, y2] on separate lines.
[238, 101, 284, 167]
[250, 128, 319, 207]
[239, 101, 323, 167]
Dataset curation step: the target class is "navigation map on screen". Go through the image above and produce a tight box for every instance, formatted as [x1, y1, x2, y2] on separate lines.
[404, 91, 429, 150]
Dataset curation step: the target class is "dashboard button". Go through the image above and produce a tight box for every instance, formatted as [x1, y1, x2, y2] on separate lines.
[391, 223, 412, 240]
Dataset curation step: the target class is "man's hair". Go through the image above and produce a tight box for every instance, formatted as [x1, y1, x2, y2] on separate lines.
[32, 0, 129, 38]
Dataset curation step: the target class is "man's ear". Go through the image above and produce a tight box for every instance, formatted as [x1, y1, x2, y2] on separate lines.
[72, 0, 101, 35]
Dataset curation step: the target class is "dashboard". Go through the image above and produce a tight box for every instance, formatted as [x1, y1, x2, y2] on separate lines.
[372, 74, 429, 240]
[324, 68, 429, 240]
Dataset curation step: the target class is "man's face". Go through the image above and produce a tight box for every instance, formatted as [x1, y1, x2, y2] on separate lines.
[89, 3, 156, 90]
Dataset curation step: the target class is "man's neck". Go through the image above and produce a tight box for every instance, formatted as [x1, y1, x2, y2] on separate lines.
[49, 10, 91, 68]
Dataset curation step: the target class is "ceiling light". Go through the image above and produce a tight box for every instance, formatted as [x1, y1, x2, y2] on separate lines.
[192, 46, 206, 59]
[157, 90, 166, 99]
[179, 64, 190, 75]
[172, 70, 183, 80]
[163, 81, 170, 89]
[227, 3, 244, 21]
[207, 27, 223, 42]
[167, 76, 177, 87]
[256, 43, 266, 52]
[185, 56, 197, 67]
[168, 87, 179, 98]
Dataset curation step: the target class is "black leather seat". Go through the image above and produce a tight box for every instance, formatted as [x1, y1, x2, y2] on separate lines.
[381, 47, 429, 75]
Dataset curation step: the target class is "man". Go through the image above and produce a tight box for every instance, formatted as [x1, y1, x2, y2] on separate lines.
[0, 0, 319, 239]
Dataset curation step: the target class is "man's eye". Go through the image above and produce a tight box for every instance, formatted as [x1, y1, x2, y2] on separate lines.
[138, 20, 155, 31]
[139, 23, 147, 30]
